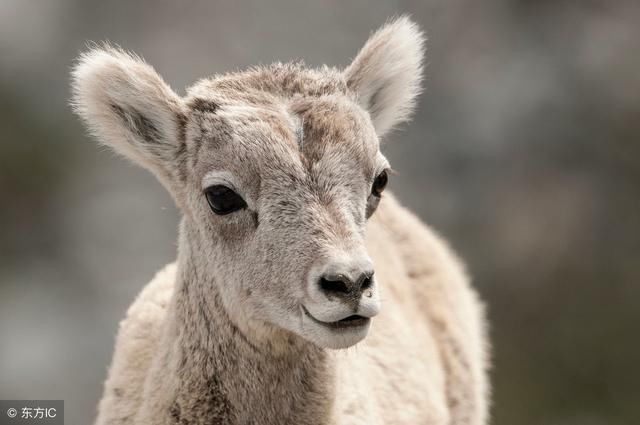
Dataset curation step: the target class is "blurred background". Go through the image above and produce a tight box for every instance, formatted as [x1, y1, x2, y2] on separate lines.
[1, 1, 639, 424]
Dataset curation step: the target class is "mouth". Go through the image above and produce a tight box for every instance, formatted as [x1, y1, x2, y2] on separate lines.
[302, 305, 371, 330]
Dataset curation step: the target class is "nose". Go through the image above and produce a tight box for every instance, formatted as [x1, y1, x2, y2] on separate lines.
[318, 266, 374, 300]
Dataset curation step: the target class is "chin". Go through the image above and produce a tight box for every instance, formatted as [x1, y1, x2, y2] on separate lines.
[301, 314, 372, 350]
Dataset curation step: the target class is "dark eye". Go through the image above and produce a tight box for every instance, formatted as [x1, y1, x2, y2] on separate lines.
[372, 170, 389, 197]
[366, 170, 389, 219]
[204, 185, 247, 215]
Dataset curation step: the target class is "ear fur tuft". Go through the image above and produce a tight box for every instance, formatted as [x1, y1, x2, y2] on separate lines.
[345, 16, 426, 136]
[71, 45, 185, 186]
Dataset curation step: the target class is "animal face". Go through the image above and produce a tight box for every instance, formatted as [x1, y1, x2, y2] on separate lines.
[182, 86, 390, 350]
[72, 17, 424, 349]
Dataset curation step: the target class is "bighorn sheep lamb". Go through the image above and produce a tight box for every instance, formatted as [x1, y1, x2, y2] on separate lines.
[72, 17, 489, 425]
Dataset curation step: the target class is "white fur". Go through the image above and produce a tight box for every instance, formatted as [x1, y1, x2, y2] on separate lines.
[71, 46, 185, 194]
[345, 16, 426, 136]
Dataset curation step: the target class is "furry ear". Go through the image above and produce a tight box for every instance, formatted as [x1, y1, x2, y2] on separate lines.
[344, 17, 425, 136]
[71, 46, 186, 189]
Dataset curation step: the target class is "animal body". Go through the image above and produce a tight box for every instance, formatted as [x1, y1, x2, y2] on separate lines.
[72, 17, 489, 425]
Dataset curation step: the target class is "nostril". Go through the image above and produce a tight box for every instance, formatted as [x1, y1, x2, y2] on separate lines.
[361, 275, 373, 290]
[318, 270, 374, 297]
[356, 270, 374, 290]
[319, 276, 350, 294]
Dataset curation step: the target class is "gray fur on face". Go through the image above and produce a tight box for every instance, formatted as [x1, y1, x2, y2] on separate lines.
[182, 79, 386, 350]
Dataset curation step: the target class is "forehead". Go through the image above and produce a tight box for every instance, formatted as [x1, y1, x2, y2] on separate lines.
[183, 64, 380, 185]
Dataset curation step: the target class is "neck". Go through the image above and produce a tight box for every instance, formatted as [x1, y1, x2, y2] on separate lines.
[145, 221, 336, 424]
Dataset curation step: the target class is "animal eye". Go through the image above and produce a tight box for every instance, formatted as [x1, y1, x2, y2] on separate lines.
[204, 185, 247, 215]
[366, 170, 389, 219]
[372, 170, 389, 197]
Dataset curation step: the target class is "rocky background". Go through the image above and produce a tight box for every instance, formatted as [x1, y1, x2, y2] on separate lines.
[1, 1, 639, 424]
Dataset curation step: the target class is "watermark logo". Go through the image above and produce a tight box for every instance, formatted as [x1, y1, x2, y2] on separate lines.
[1, 401, 63, 424]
